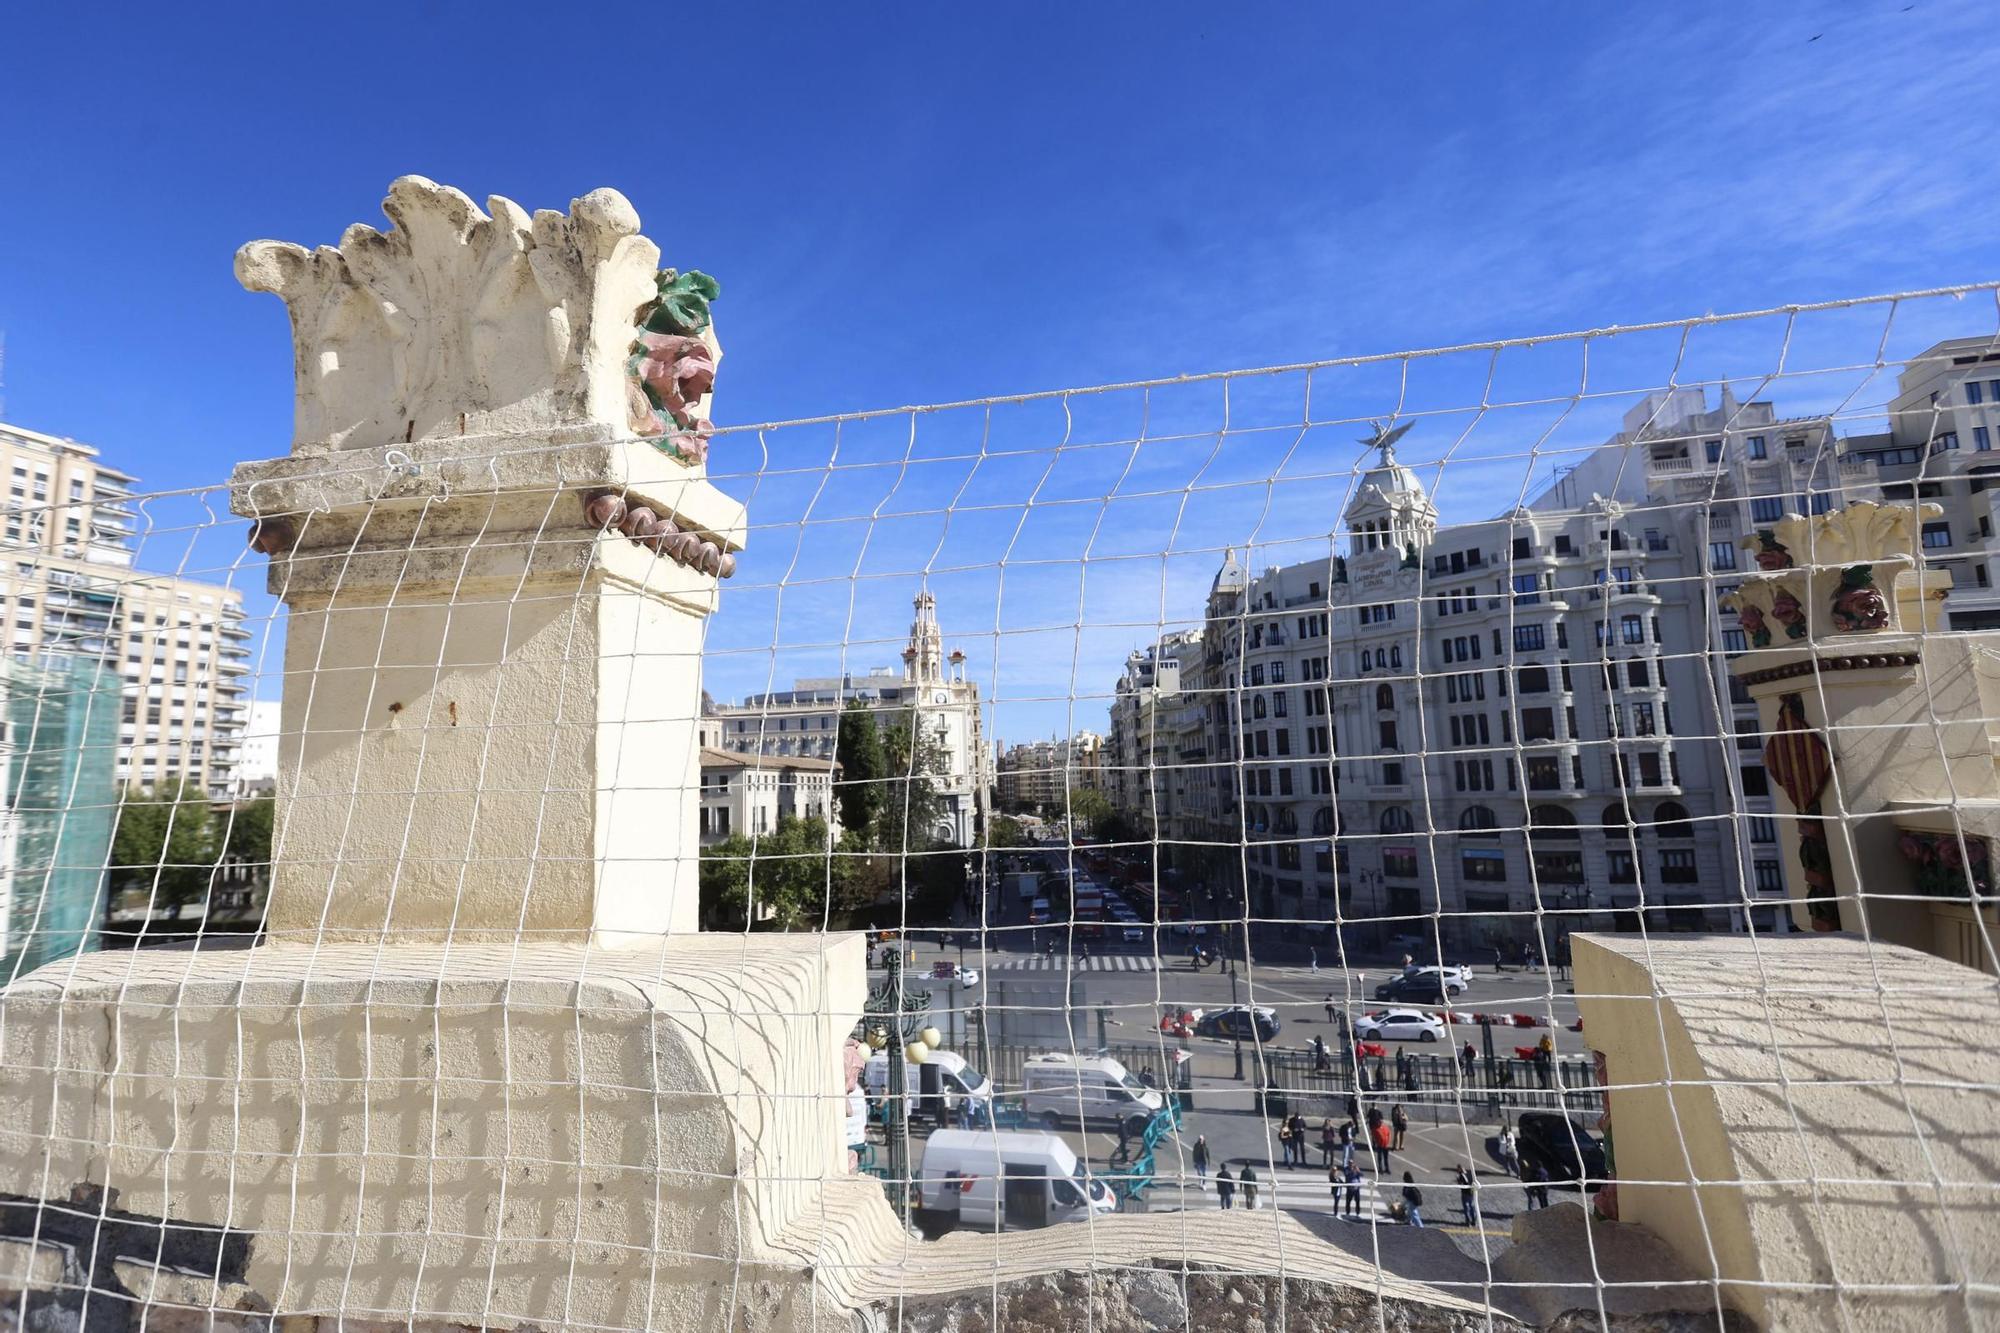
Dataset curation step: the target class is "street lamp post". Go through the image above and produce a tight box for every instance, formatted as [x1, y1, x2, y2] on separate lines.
[1230, 965, 1243, 1081]
[863, 950, 932, 1222]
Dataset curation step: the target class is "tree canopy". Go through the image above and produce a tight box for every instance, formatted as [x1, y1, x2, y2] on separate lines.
[110, 781, 219, 909]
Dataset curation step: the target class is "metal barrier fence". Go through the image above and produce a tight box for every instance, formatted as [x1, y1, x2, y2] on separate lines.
[970, 1039, 1603, 1124]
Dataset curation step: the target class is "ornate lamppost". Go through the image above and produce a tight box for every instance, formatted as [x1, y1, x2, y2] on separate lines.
[863, 950, 934, 1220]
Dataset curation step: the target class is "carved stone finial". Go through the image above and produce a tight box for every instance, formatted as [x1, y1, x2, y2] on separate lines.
[237, 176, 720, 461]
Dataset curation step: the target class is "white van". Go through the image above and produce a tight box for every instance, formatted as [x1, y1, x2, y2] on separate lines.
[914, 1129, 1117, 1233]
[1020, 1052, 1165, 1134]
[862, 1049, 993, 1120]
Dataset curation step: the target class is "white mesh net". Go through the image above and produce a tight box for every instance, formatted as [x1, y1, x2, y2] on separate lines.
[2, 283, 1998, 1331]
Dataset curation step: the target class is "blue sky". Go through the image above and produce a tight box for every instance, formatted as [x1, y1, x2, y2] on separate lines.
[2, 2, 1996, 743]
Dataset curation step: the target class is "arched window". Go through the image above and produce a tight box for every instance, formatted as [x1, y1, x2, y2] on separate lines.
[1458, 805, 1498, 831]
[1652, 801, 1694, 839]
[1312, 807, 1334, 835]
[1380, 807, 1414, 835]
[1375, 684, 1395, 711]
[1530, 805, 1580, 837]
[1361, 650, 1374, 672]
[1252, 696, 1267, 719]
[1390, 645, 1403, 669]
[1518, 665, 1550, 694]
[1601, 802, 1629, 829]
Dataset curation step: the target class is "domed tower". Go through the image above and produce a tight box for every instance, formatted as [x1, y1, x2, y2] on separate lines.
[905, 588, 944, 684]
[1344, 422, 1438, 564]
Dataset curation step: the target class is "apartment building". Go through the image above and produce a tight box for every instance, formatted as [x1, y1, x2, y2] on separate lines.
[1105, 631, 1199, 826]
[706, 590, 991, 846]
[1121, 416, 1873, 949]
[995, 730, 1102, 812]
[0, 422, 251, 797]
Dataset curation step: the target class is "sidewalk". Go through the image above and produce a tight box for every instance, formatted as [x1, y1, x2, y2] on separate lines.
[1136, 1170, 1394, 1221]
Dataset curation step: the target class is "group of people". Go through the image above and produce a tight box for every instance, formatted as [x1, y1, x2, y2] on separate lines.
[1494, 1123, 1554, 1206]
[1191, 1138, 1262, 1211]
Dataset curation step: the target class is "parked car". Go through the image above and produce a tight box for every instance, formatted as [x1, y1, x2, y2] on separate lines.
[1353, 1008, 1446, 1043]
[1194, 1005, 1280, 1042]
[1374, 972, 1463, 1003]
[1515, 1112, 1607, 1191]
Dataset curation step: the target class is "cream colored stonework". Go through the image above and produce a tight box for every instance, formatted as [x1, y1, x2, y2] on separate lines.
[229, 436, 744, 945]
[1575, 933, 2000, 1331]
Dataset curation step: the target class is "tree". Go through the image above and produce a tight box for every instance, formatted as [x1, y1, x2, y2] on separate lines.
[1065, 786, 1114, 841]
[986, 814, 1026, 849]
[833, 701, 886, 839]
[875, 707, 949, 854]
[110, 781, 219, 909]
[222, 796, 275, 867]
[698, 815, 853, 931]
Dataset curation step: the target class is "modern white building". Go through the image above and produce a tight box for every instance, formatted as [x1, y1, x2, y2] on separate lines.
[0, 422, 252, 797]
[230, 699, 282, 798]
[705, 590, 991, 846]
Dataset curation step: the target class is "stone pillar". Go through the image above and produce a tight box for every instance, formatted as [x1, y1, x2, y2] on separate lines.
[1722, 502, 1998, 962]
[227, 177, 742, 946]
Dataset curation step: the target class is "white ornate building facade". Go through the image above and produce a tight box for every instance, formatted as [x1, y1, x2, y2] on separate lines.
[706, 590, 991, 846]
[1126, 409, 1887, 949]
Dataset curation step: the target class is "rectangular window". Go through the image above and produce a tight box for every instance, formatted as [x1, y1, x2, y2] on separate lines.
[1722, 629, 1748, 653]
[1659, 849, 1698, 883]
[1639, 752, 1664, 787]
[1275, 729, 1291, 755]
[1747, 435, 1768, 459]
[1607, 849, 1636, 883]
[1922, 522, 1952, 550]
[1970, 381, 1986, 406]
[1632, 701, 1656, 736]
[1383, 847, 1420, 880]
[1521, 707, 1556, 742]
[1704, 440, 1723, 463]
[1526, 757, 1561, 791]
[1382, 761, 1404, 786]
[1977, 426, 1992, 451]
[1514, 624, 1545, 652]
[1462, 848, 1508, 882]
[1932, 432, 1960, 454]
[1378, 720, 1398, 750]
[1748, 816, 1776, 843]
[1512, 573, 1541, 605]
[1754, 861, 1784, 893]
[1751, 498, 1784, 523]
[1621, 615, 1645, 645]
[1709, 540, 1738, 570]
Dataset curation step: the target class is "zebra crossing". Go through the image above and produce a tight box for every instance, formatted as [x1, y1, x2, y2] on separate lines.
[1139, 1170, 1394, 1220]
[986, 953, 1159, 973]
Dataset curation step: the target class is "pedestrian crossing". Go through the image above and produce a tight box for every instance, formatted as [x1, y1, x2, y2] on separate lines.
[986, 954, 1159, 973]
[1139, 1170, 1394, 1219]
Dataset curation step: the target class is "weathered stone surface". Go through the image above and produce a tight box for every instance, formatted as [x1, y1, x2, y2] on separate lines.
[866, 1264, 1517, 1333]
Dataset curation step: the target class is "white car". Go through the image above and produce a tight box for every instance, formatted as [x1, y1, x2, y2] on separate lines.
[1354, 1008, 1447, 1043]
[1415, 963, 1475, 988]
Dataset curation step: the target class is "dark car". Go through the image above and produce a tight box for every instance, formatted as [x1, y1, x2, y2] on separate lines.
[1194, 1006, 1281, 1042]
[1373, 972, 1455, 1003]
[1516, 1112, 1607, 1191]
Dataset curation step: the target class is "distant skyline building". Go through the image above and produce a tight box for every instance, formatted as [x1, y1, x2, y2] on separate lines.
[705, 589, 991, 846]
[995, 730, 1102, 813]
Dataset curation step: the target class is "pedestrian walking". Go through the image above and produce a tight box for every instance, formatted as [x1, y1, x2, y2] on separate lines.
[1324, 993, 1336, 1026]
[1371, 1117, 1393, 1173]
[1391, 1104, 1409, 1151]
[1534, 1034, 1555, 1090]
[1191, 1134, 1210, 1184]
[1401, 1172, 1425, 1227]
[1241, 1163, 1260, 1210]
[1527, 1162, 1551, 1210]
[1342, 1162, 1365, 1218]
[1459, 1042, 1477, 1083]
[1320, 1118, 1338, 1168]
[1498, 1125, 1519, 1178]
[1310, 948, 1320, 974]
[1215, 1164, 1234, 1210]
[1456, 1163, 1477, 1226]
[1276, 1117, 1294, 1168]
